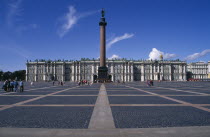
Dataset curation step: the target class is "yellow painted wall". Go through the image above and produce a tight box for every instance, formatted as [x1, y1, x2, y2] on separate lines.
[208, 73, 210, 78]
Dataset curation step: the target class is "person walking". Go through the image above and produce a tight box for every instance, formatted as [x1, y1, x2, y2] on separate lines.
[7, 80, 11, 92]
[19, 80, 24, 92]
[14, 80, 19, 92]
[31, 81, 33, 86]
[150, 80, 154, 86]
[3, 80, 8, 91]
[53, 81, 55, 86]
[10, 80, 14, 92]
[147, 80, 151, 87]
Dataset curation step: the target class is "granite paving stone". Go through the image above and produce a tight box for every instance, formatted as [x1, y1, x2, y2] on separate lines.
[168, 96, 210, 104]
[108, 96, 179, 104]
[55, 91, 99, 95]
[0, 96, 38, 105]
[111, 106, 210, 128]
[26, 96, 97, 104]
[202, 106, 210, 109]
[148, 91, 197, 95]
[7, 91, 53, 95]
[0, 106, 94, 128]
[107, 91, 149, 95]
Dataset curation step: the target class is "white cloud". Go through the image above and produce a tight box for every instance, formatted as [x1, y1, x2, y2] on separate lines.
[148, 48, 177, 60]
[108, 54, 120, 59]
[185, 49, 210, 61]
[58, 6, 97, 37]
[7, 0, 23, 27]
[107, 33, 134, 49]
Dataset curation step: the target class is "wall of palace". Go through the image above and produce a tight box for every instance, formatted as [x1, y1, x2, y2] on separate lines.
[26, 60, 189, 82]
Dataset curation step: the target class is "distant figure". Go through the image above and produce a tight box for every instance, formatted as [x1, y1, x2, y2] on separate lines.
[7, 80, 11, 92]
[19, 80, 24, 92]
[10, 80, 14, 91]
[53, 81, 55, 86]
[14, 80, 19, 92]
[31, 81, 33, 86]
[147, 80, 151, 87]
[2, 80, 8, 91]
[150, 80, 154, 86]
[61, 81, 63, 86]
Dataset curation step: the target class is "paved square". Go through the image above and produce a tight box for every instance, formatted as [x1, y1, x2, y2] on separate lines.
[148, 91, 197, 95]
[111, 106, 210, 128]
[107, 91, 149, 95]
[168, 96, 210, 104]
[0, 81, 210, 137]
[26, 96, 97, 104]
[108, 96, 180, 104]
[0, 96, 38, 105]
[55, 91, 99, 95]
[0, 106, 93, 128]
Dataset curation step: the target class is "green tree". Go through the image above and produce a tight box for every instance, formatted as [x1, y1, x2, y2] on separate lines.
[0, 70, 3, 81]
[3, 71, 12, 80]
[11, 70, 26, 81]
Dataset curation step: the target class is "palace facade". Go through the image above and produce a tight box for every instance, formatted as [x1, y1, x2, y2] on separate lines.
[187, 62, 209, 79]
[26, 59, 188, 82]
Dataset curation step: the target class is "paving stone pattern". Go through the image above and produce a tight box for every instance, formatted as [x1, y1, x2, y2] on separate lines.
[109, 96, 180, 104]
[0, 81, 210, 130]
[0, 106, 94, 128]
[26, 96, 97, 104]
[111, 106, 210, 128]
[0, 96, 38, 105]
[168, 96, 210, 104]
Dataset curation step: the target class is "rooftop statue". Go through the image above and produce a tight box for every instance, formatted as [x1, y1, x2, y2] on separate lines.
[101, 8, 105, 17]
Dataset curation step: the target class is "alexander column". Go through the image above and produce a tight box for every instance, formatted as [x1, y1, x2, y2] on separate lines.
[98, 9, 108, 82]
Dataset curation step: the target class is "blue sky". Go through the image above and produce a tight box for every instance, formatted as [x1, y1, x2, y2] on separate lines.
[0, 0, 210, 71]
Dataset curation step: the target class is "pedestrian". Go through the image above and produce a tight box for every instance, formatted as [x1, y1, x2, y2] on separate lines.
[53, 81, 55, 86]
[14, 80, 19, 92]
[7, 80, 11, 92]
[150, 80, 154, 86]
[2, 80, 8, 91]
[10, 80, 14, 92]
[31, 81, 33, 86]
[147, 80, 151, 87]
[19, 80, 24, 92]
[61, 81, 63, 86]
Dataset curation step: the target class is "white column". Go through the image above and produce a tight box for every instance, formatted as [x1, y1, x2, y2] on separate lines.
[141, 65, 145, 81]
[169, 65, 172, 81]
[54, 63, 56, 81]
[184, 65, 186, 81]
[131, 64, 133, 82]
[78, 62, 81, 80]
[124, 64, 127, 82]
[26, 64, 28, 81]
[161, 65, 163, 80]
[62, 63, 65, 81]
[75, 64, 78, 81]
[111, 64, 114, 81]
[91, 65, 94, 82]
[150, 65, 153, 80]
[71, 64, 74, 82]
[35, 64, 38, 82]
